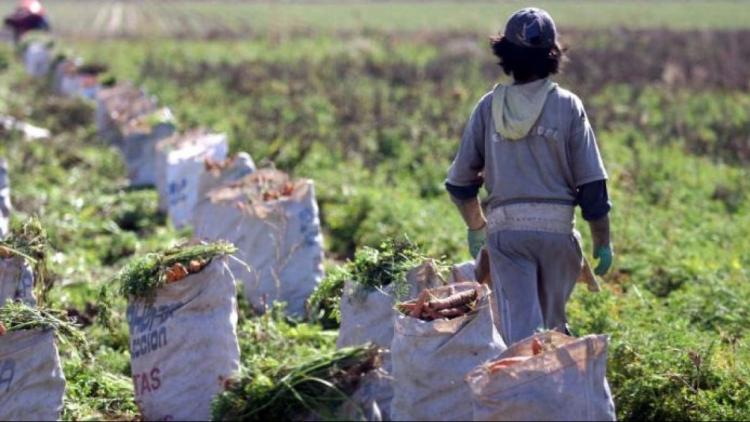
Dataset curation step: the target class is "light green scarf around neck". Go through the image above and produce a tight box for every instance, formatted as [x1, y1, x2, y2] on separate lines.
[492, 79, 557, 141]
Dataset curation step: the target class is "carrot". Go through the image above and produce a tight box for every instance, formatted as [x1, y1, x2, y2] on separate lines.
[488, 356, 531, 372]
[0, 322, 5, 336]
[433, 306, 471, 319]
[531, 338, 544, 355]
[0, 245, 12, 259]
[410, 290, 429, 318]
[188, 259, 206, 274]
[426, 289, 477, 311]
[166, 263, 189, 283]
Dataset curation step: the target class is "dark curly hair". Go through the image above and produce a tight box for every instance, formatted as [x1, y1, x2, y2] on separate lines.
[490, 35, 566, 82]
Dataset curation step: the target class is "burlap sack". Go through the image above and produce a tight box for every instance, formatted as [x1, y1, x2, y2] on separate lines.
[193, 170, 324, 317]
[95, 83, 158, 147]
[338, 366, 393, 422]
[337, 263, 445, 421]
[466, 331, 616, 421]
[0, 159, 11, 239]
[0, 329, 66, 421]
[120, 108, 176, 187]
[0, 257, 36, 306]
[390, 282, 506, 421]
[154, 130, 228, 221]
[23, 42, 50, 78]
[127, 258, 240, 421]
[194, 152, 255, 213]
[337, 261, 446, 351]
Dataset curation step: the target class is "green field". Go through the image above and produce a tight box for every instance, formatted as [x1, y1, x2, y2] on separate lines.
[2, 0, 750, 39]
[1, 0, 750, 420]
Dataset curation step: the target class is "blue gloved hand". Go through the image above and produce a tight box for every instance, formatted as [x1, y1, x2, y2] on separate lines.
[593, 245, 613, 276]
[467, 226, 486, 259]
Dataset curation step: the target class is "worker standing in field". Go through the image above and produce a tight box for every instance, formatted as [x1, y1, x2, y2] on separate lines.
[445, 8, 613, 344]
[4, 0, 50, 44]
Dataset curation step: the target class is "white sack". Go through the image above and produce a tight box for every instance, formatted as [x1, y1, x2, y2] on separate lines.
[0, 257, 36, 306]
[23, 42, 50, 78]
[120, 108, 176, 187]
[466, 331, 616, 421]
[339, 366, 393, 422]
[337, 261, 446, 351]
[337, 262, 445, 422]
[51, 59, 80, 97]
[127, 258, 240, 421]
[194, 152, 256, 209]
[391, 282, 506, 421]
[163, 133, 228, 228]
[95, 84, 157, 147]
[0, 329, 66, 421]
[0, 159, 11, 239]
[194, 171, 324, 317]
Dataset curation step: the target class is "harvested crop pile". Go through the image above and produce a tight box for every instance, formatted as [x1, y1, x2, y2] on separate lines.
[0, 301, 86, 348]
[307, 237, 434, 326]
[109, 241, 236, 300]
[0, 218, 51, 302]
[220, 168, 298, 204]
[398, 283, 481, 321]
[211, 345, 381, 421]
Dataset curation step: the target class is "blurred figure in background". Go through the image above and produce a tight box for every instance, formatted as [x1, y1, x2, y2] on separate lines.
[4, 0, 50, 44]
[445, 8, 613, 345]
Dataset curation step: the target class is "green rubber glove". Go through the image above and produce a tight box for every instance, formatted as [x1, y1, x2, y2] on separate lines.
[593, 245, 613, 276]
[467, 227, 486, 259]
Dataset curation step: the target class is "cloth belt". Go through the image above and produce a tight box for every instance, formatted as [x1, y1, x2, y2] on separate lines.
[486, 203, 575, 234]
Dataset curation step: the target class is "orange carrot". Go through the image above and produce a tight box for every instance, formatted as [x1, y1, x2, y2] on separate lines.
[166, 263, 189, 283]
[427, 289, 477, 311]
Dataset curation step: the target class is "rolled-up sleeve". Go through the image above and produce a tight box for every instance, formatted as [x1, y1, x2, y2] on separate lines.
[445, 97, 486, 200]
[569, 97, 608, 187]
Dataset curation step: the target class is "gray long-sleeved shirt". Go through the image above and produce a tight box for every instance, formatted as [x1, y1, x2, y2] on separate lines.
[446, 86, 608, 212]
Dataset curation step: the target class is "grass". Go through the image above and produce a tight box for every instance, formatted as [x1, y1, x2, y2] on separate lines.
[212, 344, 380, 421]
[4, 0, 750, 40]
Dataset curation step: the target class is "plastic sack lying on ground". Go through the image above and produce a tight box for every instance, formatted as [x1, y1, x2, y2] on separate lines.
[23, 41, 51, 78]
[127, 257, 241, 421]
[120, 108, 176, 187]
[391, 282, 506, 421]
[154, 129, 228, 226]
[0, 159, 11, 239]
[466, 331, 616, 421]
[0, 256, 35, 306]
[95, 83, 158, 147]
[194, 169, 324, 317]
[0, 328, 66, 420]
[337, 262, 446, 421]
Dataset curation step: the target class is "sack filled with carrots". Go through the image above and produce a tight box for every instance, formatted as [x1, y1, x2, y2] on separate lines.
[465, 331, 616, 421]
[193, 168, 324, 318]
[109, 241, 241, 421]
[390, 281, 506, 421]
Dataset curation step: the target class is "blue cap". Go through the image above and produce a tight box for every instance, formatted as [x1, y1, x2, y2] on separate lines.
[504, 7, 557, 49]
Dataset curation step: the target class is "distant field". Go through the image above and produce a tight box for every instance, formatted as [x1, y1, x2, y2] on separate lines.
[1, 0, 749, 38]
